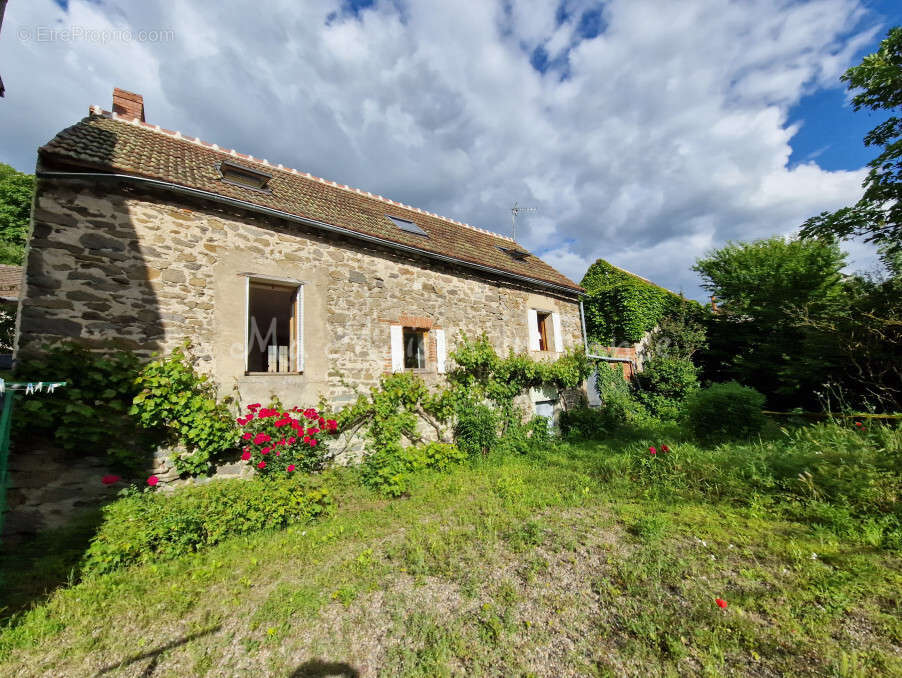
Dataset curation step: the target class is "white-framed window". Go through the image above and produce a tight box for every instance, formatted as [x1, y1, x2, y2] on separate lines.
[528, 309, 563, 352]
[244, 276, 304, 374]
[390, 325, 446, 373]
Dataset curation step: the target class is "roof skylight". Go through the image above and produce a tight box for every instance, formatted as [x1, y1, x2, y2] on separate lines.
[498, 246, 530, 261]
[217, 160, 272, 192]
[387, 215, 429, 237]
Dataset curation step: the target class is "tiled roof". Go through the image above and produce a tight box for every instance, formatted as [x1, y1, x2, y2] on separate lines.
[38, 110, 583, 294]
[0, 264, 22, 300]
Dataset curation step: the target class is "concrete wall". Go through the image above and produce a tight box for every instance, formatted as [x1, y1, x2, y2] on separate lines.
[18, 178, 584, 412]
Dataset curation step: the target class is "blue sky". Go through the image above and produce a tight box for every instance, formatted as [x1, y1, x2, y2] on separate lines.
[2, 0, 899, 297]
[788, 0, 901, 170]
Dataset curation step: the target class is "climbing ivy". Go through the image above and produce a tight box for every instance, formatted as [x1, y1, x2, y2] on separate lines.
[581, 259, 683, 345]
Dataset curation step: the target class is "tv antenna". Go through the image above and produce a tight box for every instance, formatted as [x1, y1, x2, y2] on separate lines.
[510, 202, 536, 241]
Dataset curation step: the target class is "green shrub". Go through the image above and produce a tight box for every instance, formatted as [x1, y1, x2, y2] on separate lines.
[361, 441, 467, 497]
[594, 362, 648, 429]
[559, 407, 609, 440]
[635, 357, 699, 420]
[82, 477, 332, 575]
[684, 381, 766, 440]
[454, 404, 498, 456]
[131, 343, 236, 475]
[13, 342, 157, 471]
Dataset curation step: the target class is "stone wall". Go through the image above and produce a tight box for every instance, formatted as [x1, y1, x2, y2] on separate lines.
[19, 178, 584, 412]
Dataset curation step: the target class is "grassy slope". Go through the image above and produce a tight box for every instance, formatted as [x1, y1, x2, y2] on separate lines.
[1, 433, 900, 677]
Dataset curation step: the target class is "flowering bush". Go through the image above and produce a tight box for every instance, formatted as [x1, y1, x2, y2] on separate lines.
[237, 402, 338, 477]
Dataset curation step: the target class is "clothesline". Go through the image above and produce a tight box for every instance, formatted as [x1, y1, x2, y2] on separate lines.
[0, 379, 67, 395]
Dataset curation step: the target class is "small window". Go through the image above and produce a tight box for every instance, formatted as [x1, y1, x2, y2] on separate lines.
[387, 215, 429, 237]
[498, 246, 530, 261]
[219, 161, 272, 192]
[403, 327, 427, 369]
[535, 312, 552, 351]
[246, 280, 302, 373]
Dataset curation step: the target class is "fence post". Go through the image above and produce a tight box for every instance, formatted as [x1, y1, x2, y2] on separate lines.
[0, 390, 15, 540]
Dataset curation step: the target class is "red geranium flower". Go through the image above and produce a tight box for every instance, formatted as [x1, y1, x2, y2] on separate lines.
[101, 474, 121, 485]
[649, 446, 657, 455]
[287, 464, 296, 472]
[247, 403, 261, 411]
[309, 438, 318, 447]
[326, 419, 338, 432]
[715, 598, 728, 609]
[147, 475, 159, 487]
[257, 461, 266, 469]
[661, 444, 670, 452]
[242, 432, 252, 440]
[241, 451, 251, 461]
[253, 432, 271, 445]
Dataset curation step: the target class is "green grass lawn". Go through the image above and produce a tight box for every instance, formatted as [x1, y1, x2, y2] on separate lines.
[1, 425, 900, 677]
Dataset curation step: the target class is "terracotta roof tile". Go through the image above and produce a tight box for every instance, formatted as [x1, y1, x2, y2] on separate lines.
[38, 111, 583, 294]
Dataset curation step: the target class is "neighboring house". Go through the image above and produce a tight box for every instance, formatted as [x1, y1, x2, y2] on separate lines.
[18, 88, 586, 417]
[0, 263, 22, 366]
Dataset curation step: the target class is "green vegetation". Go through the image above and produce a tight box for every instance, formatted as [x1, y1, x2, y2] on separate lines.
[1, 419, 899, 676]
[131, 342, 237, 475]
[82, 477, 332, 576]
[0, 163, 34, 266]
[14, 342, 237, 475]
[13, 343, 157, 472]
[801, 26, 902, 254]
[580, 258, 685, 345]
[685, 381, 766, 442]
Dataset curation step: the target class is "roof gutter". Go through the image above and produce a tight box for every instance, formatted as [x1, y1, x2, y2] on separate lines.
[36, 170, 584, 298]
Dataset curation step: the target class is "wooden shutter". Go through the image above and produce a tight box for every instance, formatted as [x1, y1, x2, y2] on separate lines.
[435, 329, 446, 374]
[390, 325, 404, 372]
[294, 286, 304, 372]
[528, 309, 540, 351]
[552, 312, 563, 352]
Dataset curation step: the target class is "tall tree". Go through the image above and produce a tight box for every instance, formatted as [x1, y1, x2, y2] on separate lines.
[692, 236, 848, 408]
[800, 27, 902, 253]
[0, 162, 35, 265]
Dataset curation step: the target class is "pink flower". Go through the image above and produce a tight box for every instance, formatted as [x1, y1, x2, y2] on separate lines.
[247, 403, 261, 411]
[287, 437, 296, 444]
[287, 464, 296, 472]
[326, 419, 338, 432]
[309, 438, 318, 447]
[274, 418, 290, 428]
[275, 451, 281, 456]
[253, 432, 271, 445]
[257, 461, 266, 469]
[715, 598, 728, 609]
[101, 474, 121, 485]
[649, 446, 657, 455]
[147, 475, 159, 487]
[261, 446, 271, 455]
[241, 451, 252, 461]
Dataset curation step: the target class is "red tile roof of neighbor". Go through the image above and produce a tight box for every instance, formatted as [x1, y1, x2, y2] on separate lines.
[37, 106, 584, 294]
[0, 264, 22, 301]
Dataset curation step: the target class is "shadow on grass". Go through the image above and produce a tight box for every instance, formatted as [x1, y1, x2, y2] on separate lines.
[0, 507, 104, 623]
[92, 625, 220, 676]
[290, 659, 361, 678]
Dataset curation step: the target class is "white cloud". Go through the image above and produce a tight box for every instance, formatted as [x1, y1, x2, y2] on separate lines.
[0, 0, 885, 298]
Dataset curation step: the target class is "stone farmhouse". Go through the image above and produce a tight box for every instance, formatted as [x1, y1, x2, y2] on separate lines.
[17, 88, 586, 416]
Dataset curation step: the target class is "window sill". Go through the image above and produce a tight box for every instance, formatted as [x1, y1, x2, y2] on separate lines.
[244, 372, 304, 376]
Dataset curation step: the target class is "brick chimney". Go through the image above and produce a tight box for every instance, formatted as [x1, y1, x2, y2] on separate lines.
[112, 87, 145, 122]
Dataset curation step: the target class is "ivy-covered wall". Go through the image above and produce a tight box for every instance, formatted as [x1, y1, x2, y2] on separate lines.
[580, 259, 682, 346]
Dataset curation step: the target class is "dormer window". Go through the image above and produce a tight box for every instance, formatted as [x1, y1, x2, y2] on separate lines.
[498, 246, 530, 261]
[218, 161, 272, 192]
[387, 215, 429, 237]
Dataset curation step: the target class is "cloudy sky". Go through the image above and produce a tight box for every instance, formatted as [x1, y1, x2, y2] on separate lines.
[1, 0, 899, 298]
